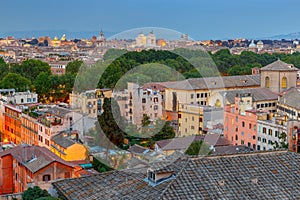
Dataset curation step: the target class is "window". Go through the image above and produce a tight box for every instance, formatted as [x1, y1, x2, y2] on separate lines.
[242, 121, 245, 127]
[21, 98, 24, 103]
[154, 105, 158, 110]
[275, 131, 278, 137]
[192, 116, 194, 121]
[268, 129, 273, 136]
[199, 118, 202, 122]
[43, 174, 51, 182]
[258, 137, 261, 141]
[268, 140, 272, 144]
[247, 142, 251, 148]
[241, 140, 244, 145]
[263, 127, 266, 134]
[236, 116, 238, 122]
[197, 93, 200, 98]
[235, 135, 238, 141]
[257, 145, 260, 150]
[282, 77, 287, 89]
[253, 135, 256, 140]
[265, 76, 270, 88]
[191, 126, 195, 130]
[191, 94, 194, 99]
[241, 131, 244, 136]
[142, 98, 146, 103]
[178, 114, 181, 118]
[249, 123, 252, 129]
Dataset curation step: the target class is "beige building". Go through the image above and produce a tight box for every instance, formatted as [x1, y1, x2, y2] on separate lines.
[277, 87, 300, 120]
[124, 83, 163, 127]
[178, 103, 223, 137]
[209, 88, 278, 112]
[164, 74, 261, 120]
[69, 89, 112, 118]
[260, 59, 298, 94]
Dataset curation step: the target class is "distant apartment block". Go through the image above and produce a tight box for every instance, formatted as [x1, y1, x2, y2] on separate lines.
[1, 91, 38, 105]
[124, 83, 163, 127]
[70, 89, 112, 118]
[48, 61, 68, 75]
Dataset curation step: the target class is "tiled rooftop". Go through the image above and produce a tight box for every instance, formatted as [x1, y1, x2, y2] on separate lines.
[164, 74, 260, 90]
[52, 150, 300, 200]
[0, 145, 76, 173]
[220, 88, 278, 104]
[260, 60, 298, 71]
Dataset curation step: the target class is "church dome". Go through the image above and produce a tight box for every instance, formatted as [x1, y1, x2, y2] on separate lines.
[249, 40, 256, 48]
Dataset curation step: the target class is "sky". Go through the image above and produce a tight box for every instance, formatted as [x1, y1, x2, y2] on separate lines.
[1, 0, 300, 40]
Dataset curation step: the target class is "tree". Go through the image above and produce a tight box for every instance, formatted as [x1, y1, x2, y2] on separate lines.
[98, 98, 126, 148]
[185, 140, 211, 156]
[0, 57, 9, 80]
[66, 60, 83, 75]
[141, 114, 150, 127]
[151, 120, 175, 142]
[10, 59, 51, 82]
[22, 186, 53, 200]
[34, 72, 52, 102]
[0, 73, 31, 91]
[272, 132, 288, 149]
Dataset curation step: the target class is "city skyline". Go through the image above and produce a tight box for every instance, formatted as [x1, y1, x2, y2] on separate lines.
[1, 0, 300, 40]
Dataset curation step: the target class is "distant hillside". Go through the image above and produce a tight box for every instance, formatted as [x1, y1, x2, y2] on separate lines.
[266, 32, 300, 40]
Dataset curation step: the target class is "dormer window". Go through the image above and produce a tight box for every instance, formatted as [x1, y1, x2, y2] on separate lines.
[146, 168, 175, 186]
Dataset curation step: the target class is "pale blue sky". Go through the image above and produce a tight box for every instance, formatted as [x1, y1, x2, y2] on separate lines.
[0, 0, 299, 39]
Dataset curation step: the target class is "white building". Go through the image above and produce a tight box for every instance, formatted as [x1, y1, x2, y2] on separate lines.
[257, 118, 287, 151]
[1, 91, 38, 105]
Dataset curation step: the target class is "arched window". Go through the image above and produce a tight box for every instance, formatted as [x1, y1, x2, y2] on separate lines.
[282, 77, 287, 89]
[265, 76, 270, 88]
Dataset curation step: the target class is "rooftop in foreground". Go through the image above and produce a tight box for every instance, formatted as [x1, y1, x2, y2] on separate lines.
[52, 150, 300, 200]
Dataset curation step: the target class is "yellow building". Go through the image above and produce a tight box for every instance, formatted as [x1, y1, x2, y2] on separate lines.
[178, 103, 223, 137]
[69, 89, 112, 118]
[51, 131, 87, 161]
[51, 36, 61, 47]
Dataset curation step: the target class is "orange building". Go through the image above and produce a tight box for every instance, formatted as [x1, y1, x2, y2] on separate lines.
[21, 115, 39, 146]
[224, 93, 259, 149]
[0, 145, 80, 195]
[288, 120, 300, 153]
[3, 105, 22, 144]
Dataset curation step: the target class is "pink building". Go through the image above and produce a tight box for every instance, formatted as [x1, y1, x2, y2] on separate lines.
[224, 93, 260, 149]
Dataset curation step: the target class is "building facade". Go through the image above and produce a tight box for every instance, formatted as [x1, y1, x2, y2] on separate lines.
[0, 145, 78, 195]
[260, 59, 298, 94]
